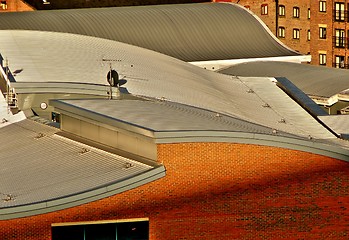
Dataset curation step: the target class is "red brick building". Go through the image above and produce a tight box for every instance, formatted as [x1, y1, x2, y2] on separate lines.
[0, 0, 34, 12]
[213, 0, 349, 68]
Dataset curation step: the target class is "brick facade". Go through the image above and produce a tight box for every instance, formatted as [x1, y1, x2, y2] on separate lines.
[1, 142, 349, 239]
[0, 0, 34, 12]
[213, 0, 311, 56]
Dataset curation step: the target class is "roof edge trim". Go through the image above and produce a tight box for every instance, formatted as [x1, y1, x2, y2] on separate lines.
[155, 131, 349, 162]
[0, 165, 166, 220]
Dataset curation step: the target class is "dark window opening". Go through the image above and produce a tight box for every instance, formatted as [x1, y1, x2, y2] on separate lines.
[52, 221, 149, 240]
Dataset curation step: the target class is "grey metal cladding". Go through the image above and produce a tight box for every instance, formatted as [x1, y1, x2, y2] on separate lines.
[275, 77, 328, 117]
[51, 98, 285, 135]
[219, 61, 349, 98]
[0, 119, 163, 217]
[0, 3, 299, 61]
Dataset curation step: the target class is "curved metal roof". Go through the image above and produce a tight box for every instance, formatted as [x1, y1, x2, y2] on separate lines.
[0, 119, 165, 220]
[0, 30, 334, 141]
[0, 3, 299, 61]
[218, 61, 349, 98]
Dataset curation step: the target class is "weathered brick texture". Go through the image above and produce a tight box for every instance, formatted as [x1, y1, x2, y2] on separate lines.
[1, 143, 349, 239]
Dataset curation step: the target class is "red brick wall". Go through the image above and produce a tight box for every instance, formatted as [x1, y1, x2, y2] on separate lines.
[1, 143, 349, 239]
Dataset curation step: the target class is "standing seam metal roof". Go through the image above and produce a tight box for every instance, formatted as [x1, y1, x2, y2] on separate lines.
[0, 30, 335, 140]
[0, 119, 164, 219]
[218, 61, 349, 98]
[0, 3, 299, 62]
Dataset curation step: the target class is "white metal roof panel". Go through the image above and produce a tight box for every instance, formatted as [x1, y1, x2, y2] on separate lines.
[219, 61, 349, 98]
[0, 30, 336, 140]
[0, 119, 163, 219]
[0, 3, 299, 62]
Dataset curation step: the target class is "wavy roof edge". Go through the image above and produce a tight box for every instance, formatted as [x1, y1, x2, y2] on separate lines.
[50, 98, 349, 162]
[0, 2, 300, 62]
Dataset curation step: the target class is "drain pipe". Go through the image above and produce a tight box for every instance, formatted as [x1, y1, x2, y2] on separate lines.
[275, 0, 279, 36]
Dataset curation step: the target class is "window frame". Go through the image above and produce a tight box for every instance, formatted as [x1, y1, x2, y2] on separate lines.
[319, 54, 327, 66]
[319, 27, 327, 39]
[335, 2, 345, 21]
[293, 28, 300, 39]
[261, 4, 268, 15]
[52, 220, 149, 240]
[278, 27, 285, 38]
[335, 28, 346, 48]
[293, 7, 300, 18]
[335, 55, 345, 68]
[0, 1, 7, 10]
[279, 5, 285, 16]
[319, 1, 326, 12]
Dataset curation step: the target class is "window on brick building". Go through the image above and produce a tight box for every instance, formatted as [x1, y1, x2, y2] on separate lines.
[293, 29, 300, 39]
[278, 27, 285, 38]
[261, 4, 268, 15]
[293, 7, 300, 18]
[319, 54, 327, 65]
[279, 5, 285, 16]
[52, 220, 149, 240]
[319, 1, 326, 12]
[0, 1, 7, 10]
[308, 8, 311, 19]
[335, 2, 345, 21]
[335, 29, 346, 48]
[335, 55, 345, 68]
[319, 27, 327, 39]
[307, 30, 311, 41]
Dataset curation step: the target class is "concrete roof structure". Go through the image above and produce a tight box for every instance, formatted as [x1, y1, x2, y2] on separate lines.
[0, 3, 300, 62]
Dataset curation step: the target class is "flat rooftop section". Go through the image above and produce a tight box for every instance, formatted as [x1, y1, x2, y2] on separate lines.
[218, 61, 349, 98]
[51, 98, 290, 137]
[0, 3, 299, 62]
[51, 98, 349, 163]
[0, 119, 164, 220]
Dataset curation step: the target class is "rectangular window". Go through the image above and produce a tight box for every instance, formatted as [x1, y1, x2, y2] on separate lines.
[307, 30, 311, 41]
[0, 1, 7, 10]
[52, 220, 149, 240]
[293, 7, 300, 18]
[319, 1, 326, 12]
[278, 27, 285, 38]
[279, 5, 285, 16]
[261, 4, 268, 15]
[293, 29, 300, 39]
[335, 2, 345, 21]
[335, 29, 346, 48]
[319, 27, 327, 39]
[335, 55, 345, 68]
[308, 8, 311, 19]
[319, 54, 326, 65]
